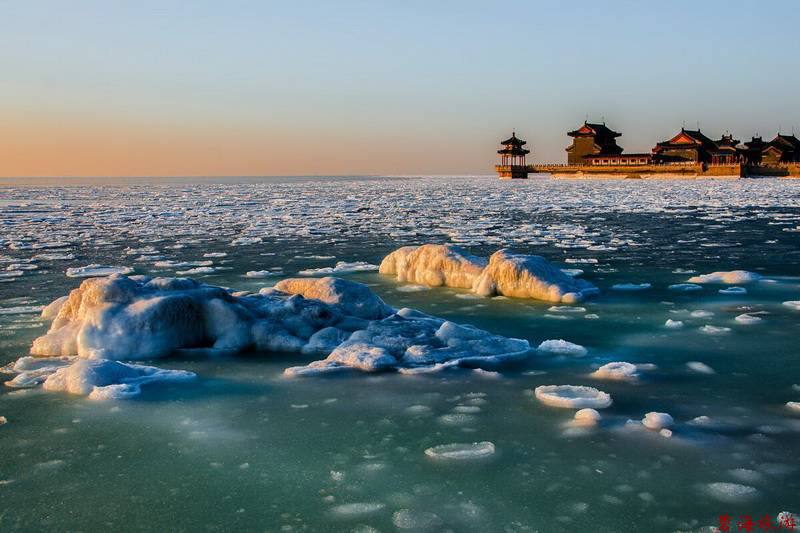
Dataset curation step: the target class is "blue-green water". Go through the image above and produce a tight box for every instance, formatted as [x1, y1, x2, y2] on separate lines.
[1, 176, 799, 532]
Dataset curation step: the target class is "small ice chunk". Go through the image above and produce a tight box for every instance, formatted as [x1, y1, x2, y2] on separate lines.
[537, 339, 587, 357]
[534, 385, 612, 409]
[691, 310, 714, 318]
[329, 502, 386, 516]
[591, 362, 639, 381]
[245, 270, 278, 278]
[424, 441, 496, 460]
[65, 265, 133, 278]
[572, 408, 601, 426]
[668, 283, 702, 292]
[642, 412, 673, 430]
[659, 429, 672, 438]
[392, 509, 443, 530]
[783, 301, 800, 311]
[735, 313, 762, 324]
[689, 271, 761, 284]
[611, 283, 651, 291]
[298, 261, 378, 275]
[664, 319, 684, 329]
[0, 416, 6, 425]
[700, 325, 731, 334]
[687, 361, 715, 374]
[719, 287, 747, 295]
[704, 482, 759, 503]
[786, 402, 800, 413]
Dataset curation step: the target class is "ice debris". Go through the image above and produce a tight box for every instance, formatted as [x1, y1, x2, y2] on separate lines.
[591, 361, 639, 381]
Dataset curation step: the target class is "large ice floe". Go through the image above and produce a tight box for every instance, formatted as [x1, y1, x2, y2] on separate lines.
[533, 385, 613, 409]
[4, 274, 531, 396]
[380, 244, 598, 303]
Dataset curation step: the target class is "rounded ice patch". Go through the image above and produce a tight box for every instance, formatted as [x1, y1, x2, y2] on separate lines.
[537, 339, 587, 357]
[591, 362, 639, 381]
[424, 441, 496, 460]
[534, 385, 612, 409]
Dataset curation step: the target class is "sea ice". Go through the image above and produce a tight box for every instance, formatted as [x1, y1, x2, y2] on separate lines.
[664, 319, 684, 329]
[392, 509, 443, 530]
[688, 271, 762, 284]
[379, 244, 486, 289]
[687, 361, 715, 374]
[699, 325, 731, 334]
[298, 261, 378, 275]
[65, 265, 133, 278]
[329, 503, 386, 516]
[537, 339, 587, 357]
[735, 313, 762, 324]
[472, 250, 599, 303]
[42, 359, 196, 399]
[591, 362, 639, 381]
[704, 482, 759, 503]
[786, 402, 800, 413]
[380, 245, 598, 303]
[719, 287, 747, 295]
[534, 385, 612, 409]
[424, 441, 496, 460]
[668, 283, 702, 292]
[642, 412, 673, 430]
[783, 301, 800, 311]
[570, 408, 601, 426]
[611, 283, 651, 291]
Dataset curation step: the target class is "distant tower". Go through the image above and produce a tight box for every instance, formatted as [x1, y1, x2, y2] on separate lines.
[565, 121, 623, 165]
[495, 132, 531, 179]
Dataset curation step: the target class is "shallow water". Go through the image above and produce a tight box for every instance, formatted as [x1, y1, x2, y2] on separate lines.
[1, 176, 799, 532]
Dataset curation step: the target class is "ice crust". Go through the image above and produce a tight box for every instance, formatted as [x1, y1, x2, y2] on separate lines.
[18, 274, 530, 383]
[380, 245, 598, 303]
[424, 441, 496, 460]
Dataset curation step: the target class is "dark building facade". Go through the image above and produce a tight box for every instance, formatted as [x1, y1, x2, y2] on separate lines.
[738, 134, 800, 165]
[652, 129, 721, 164]
[565, 122, 623, 165]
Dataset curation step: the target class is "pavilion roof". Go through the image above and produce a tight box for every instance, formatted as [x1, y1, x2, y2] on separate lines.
[500, 132, 527, 146]
[567, 122, 621, 139]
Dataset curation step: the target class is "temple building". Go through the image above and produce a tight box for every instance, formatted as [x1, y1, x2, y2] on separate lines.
[652, 128, 740, 164]
[762, 134, 800, 164]
[495, 132, 531, 179]
[565, 122, 623, 165]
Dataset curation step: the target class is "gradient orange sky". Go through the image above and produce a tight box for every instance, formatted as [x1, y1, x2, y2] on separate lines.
[2, 2, 798, 177]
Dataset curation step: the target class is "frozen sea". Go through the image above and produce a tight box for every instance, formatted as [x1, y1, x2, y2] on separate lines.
[1, 175, 799, 532]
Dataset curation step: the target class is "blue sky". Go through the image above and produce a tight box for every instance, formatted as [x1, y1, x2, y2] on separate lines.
[1, 0, 798, 176]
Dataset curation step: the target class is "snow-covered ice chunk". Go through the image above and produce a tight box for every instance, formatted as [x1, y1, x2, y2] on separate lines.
[664, 319, 684, 329]
[298, 261, 378, 275]
[642, 412, 673, 430]
[668, 283, 702, 292]
[379, 244, 486, 289]
[65, 265, 133, 278]
[534, 385, 612, 409]
[42, 358, 195, 399]
[473, 250, 599, 303]
[537, 339, 587, 357]
[591, 362, 639, 381]
[719, 287, 747, 295]
[783, 301, 800, 311]
[329, 502, 386, 517]
[424, 441, 495, 460]
[687, 361, 715, 374]
[380, 245, 598, 303]
[787, 402, 800, 413]
[611, 283, 651, 291]
[571, 408, 601, 426]
[704, 482, 759, 503]
[688, 271, 762, 284]
[392, 509, 443, 530]
[735, 313, 762, 324]
[700, 325, 731, 334]
[274, 276, 393, 320]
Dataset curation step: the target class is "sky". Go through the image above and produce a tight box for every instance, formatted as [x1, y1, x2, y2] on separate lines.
[1, 0, 799, 177]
